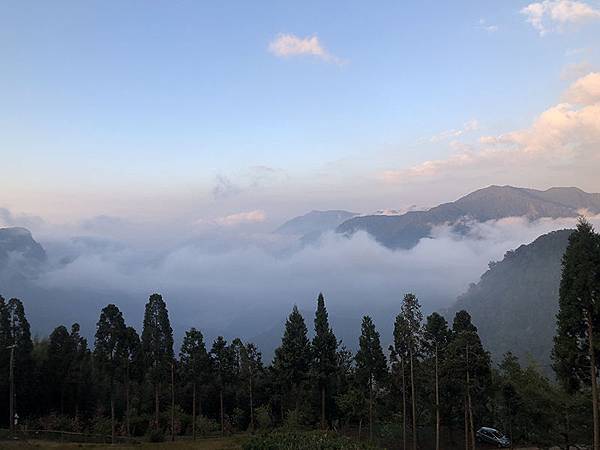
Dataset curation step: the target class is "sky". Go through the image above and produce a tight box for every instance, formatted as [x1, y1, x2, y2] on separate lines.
[1, 1, 600, 346]
[1, 0, 600, 228]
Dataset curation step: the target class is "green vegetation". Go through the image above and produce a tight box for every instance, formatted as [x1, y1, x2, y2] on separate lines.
[242, 431, 378, 449]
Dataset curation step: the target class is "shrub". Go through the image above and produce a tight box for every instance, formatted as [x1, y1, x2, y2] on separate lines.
[195, 415, 220, 437]
[282, 410, 305, 431]
[254, 405, 273, 430]
[147, 428, 165, 442]
[242, 430, 379, 449]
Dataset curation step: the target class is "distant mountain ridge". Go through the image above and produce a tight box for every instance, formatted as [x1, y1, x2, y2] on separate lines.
[0, 226, 47, 286]
[336, 186, 600, 249]
[276, 210, 359, 244]
[446, 229, 572, 367]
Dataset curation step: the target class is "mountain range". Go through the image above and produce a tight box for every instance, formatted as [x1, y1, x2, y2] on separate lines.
[336, 185, 600, 249]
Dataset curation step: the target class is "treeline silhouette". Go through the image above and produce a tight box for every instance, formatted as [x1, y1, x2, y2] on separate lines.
[1, 219, 599, 449]
[0, 292, 589, 448]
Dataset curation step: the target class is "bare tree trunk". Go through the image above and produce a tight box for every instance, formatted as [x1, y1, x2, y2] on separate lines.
[588, 311, 599, 450]
[464, 397, 468, 450]
[466, 345, 475, 450]
[369, 375, 373, 441]
[249, 377, 254, 433]
[435, 343, 440, 450]
[358, 418, 362, 441]
[467, 387, 475, 450]
[125, 363, 131, 437]
[155, 384, 160, 429]
[9, 346, 14, 435]
[220, 389, 224, 437]
[410, 348, 417, 450]
[110, 379, 115, 445]
[171, 363, 175, 441]
[192, 382, 196, 440]
[563, 401, 569, 450]
[402, 358, 407, 450]
[321, 386, 326, 430]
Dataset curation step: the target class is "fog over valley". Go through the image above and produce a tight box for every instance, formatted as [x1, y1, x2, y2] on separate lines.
[2, 193, 599, 359]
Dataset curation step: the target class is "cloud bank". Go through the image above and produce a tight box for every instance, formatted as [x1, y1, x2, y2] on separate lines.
[10, 213, 595, 350]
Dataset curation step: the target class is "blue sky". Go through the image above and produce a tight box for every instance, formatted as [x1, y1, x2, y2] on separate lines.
[1, 0, 600, 224]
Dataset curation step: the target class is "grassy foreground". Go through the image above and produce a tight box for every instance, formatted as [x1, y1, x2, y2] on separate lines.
[0, 437, 244, 450]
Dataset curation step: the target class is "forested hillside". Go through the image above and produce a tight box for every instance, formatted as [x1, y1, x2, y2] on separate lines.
[448, 229, 572, 367]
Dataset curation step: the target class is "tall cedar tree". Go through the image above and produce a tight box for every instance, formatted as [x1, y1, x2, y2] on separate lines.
[6, 298, 34, 423]
[239, 342, 262, 433]
[424, 312, 451, 450]
[312, 293, 338, 429]
[400, 293, 423, 450]
[390, 313, 410, 450]
[211, 336, 235, 436]
[553, 219, 600, 450]
[446, 310, 491, 450]
[355, 315, 387, 441]
[94, 304, 127, 444]
[47, 325, 76, 415]
[69, 324, 93, 418]
[121, 326, 142, 436]
[272, 305, 311, 418]
[180, 328, 210, 440]
[0, 296, 10, 427]
[141, 293, 174, 429]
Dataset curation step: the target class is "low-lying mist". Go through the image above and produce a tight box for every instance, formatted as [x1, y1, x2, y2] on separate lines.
[4, 214, 599, 358]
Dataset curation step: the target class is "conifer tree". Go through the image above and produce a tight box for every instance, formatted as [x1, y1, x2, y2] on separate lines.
[47, 325, 72, 414]
[446, 310, 491, 450]
[312, 293, 338, 429]
[0, 296, 10, 427]
[355, 315, 387, 441]
[69, 323, 93, 418]
[424, 312, 450, 450]
[6, 298, 33, 423]
[180, 327, 210, 440]
[399, 293, 423, 450]
[94, 304, 126, 443]
[211, 336, 235, 436]
[272, 305, 311, 418]
[141, 293, 174, 429]
[553, 219, 600, 450]
[390, 313, 410, 449]
[121, 326, 142, 437]
[240, 342, 262, 433]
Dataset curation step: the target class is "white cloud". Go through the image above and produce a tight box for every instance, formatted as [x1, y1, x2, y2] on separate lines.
[381, 72, 600, 187]
[521, 0, 600, 35]
[268, 33, 343, 64]
[429, 119, 480, 143]
[213, 210, 266, 227]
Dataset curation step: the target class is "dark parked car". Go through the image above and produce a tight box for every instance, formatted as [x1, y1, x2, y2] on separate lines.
[476, 427, 511, 448]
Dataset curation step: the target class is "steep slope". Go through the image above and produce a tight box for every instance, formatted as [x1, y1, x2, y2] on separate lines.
[446, 229, 572, 366]
[0, 227, 47, 282]
[337, 186, 599, 249]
